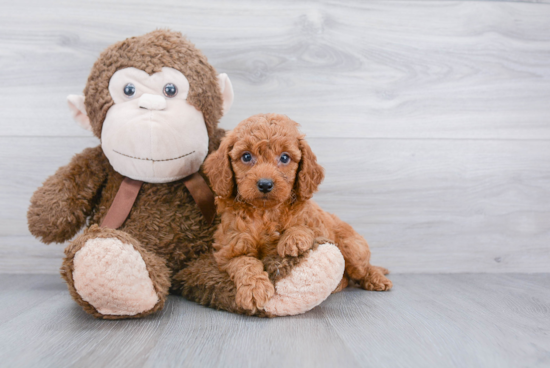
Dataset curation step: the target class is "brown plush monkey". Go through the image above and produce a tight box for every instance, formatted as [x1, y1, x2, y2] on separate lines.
[27, 30, 346, 319]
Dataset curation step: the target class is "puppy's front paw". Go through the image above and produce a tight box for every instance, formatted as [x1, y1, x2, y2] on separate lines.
[277, 229, 314, 257]
[235, 272, 275, 312]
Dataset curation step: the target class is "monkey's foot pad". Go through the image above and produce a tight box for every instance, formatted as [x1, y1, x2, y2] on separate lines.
[264, 243, 345, 316]
[72, 237, 158, 316]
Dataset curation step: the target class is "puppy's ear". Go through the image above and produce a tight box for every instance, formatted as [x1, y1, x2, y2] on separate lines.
[295, 138, 324, 201]
[204, 132, 236, 198]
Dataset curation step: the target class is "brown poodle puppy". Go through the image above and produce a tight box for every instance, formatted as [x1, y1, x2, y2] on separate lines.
[204, 113, 392, 313]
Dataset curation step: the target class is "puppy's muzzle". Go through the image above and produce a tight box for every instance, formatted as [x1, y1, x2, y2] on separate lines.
[257, 179, 274, 193]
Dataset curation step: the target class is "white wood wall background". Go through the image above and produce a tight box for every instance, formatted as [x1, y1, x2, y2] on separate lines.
[1, 0, 549, 274]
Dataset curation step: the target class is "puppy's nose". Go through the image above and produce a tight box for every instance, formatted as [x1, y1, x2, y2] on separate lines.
[257, 179, 274, 193]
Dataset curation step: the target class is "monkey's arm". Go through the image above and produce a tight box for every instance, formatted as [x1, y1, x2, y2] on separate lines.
[27, 145, 109, 244]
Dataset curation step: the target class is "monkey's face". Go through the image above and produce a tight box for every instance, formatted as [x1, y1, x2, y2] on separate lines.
[101, 67, 209, 183]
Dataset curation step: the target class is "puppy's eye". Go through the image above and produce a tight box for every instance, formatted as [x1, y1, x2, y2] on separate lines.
[163, 83, 178, 98]
[241, 152, 253, 163]
[123, 83, 136, 98]
[279, 153, 291, 165]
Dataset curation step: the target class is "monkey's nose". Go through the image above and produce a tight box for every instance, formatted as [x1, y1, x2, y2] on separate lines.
[139, 94, 166, 110]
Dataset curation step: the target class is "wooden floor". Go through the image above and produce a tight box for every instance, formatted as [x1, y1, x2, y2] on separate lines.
[2, 0, 550, 275]
[0, 274, 548, 368]
[1, 1, 549, 366]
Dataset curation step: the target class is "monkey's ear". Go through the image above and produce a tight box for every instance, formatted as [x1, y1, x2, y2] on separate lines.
[217, 73, 234, 116]
[67, 95, 92, 132]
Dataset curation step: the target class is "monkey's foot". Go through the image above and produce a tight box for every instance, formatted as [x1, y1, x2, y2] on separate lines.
[72, 237, 158, 315]
[264, 243, 345, 316]
[61, 226, 170, 319]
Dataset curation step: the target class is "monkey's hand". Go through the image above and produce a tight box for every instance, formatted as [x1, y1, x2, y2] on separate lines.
[27, 146, 108, 244]
[277, 226, 315, 257]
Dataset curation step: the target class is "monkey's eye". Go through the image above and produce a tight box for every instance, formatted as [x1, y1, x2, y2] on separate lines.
[163, 83, 178, 98]
[279, 153, 291, 165]
[123, 83, 136, 98]
[241, 152, 253, 163]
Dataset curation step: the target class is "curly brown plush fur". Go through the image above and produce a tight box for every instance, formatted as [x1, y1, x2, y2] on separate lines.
[203, 114, 392, 312]
[28, 31, 348, 319]
[83, 30, 224, 142]
[27, 30, 245, 318]
[60, 225, 171, 319]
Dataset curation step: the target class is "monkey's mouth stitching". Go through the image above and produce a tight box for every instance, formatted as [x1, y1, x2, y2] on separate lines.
[113, 150, 195, 162]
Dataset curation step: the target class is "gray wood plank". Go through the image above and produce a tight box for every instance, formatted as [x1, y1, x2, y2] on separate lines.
[0, 137, 99, 238]
[2, 136, 548, 274]
[324, 273, 550, 368]
[0, 0, 549, 139]
[0, 274, 548, 368]
[0, 236, 65, 274]
[1, 1, 549, 273]
[0, 274, 66, 325]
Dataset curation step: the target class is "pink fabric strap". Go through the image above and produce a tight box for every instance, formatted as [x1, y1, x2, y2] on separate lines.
[100, 173, 216, 230]
[100, 178, 143, 229]
[183, 172, 216, 225]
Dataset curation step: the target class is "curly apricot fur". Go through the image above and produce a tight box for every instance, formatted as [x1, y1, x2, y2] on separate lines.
[204, 114, 393, 306]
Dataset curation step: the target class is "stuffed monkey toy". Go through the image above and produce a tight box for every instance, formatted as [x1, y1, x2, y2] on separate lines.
[27, 30, 346, 319]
